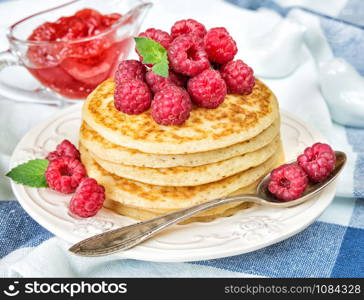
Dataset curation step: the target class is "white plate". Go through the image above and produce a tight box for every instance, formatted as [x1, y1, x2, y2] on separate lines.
[10, 103, 336, 262]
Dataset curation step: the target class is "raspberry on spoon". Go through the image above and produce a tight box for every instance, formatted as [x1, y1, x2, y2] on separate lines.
[268, 164, 308, 201]
[297, 143, 336, 182]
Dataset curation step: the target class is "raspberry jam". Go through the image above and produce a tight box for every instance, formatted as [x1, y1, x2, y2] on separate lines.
[27, 9, 132, 99]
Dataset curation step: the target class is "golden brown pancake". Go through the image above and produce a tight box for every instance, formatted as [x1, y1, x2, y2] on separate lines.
[85, 136, 281, 186]
[80, 76, 283, 223]
[79, 119, 280, 168]
[82, 78, 279, 154]
[80, 143, 284, 210]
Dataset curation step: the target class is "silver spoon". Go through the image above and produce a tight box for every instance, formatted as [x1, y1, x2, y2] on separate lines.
[69, 151, 346, 257]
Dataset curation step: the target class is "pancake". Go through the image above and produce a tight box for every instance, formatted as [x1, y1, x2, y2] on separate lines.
[80, 143, 284, 210]
[104, 183, 258, 224]
[105, 200, 254, 224]
[85, 135, 281, 186]
[105, 179, 259, 216]
[79, 119, 280, 168]
[82, 78, 279, 154]
[97, 149, 284, 224]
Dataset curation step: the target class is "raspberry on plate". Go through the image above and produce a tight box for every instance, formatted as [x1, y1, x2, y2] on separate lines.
[220, 59, 255, 94]
[187, 69, 227, 109]
[168, 34, 210, 76]
[114, 60, 146, 83]
[45, 156, 87, 194]
[114, 79, 152, 115]
[268, 164, 308, 201]
[171, 19, 207, 39]
[151, 85, 192, 125]
[69, 177, 105, 218]
[137, 28, 172, 65]
[46, 139, 80, 161]
[297, 143, 336, 182]
[145, 70, 186, 94]
[204, 27, 237, 64]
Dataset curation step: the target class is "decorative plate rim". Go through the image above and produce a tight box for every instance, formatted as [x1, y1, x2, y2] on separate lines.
[9, 103, 336, 262]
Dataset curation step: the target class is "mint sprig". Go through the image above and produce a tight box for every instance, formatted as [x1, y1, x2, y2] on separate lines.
[134, 37, 169, 77]
[6, 159, 49, 188]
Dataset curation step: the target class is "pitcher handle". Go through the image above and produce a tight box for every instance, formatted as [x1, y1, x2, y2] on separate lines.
[0, 49, 63, 106]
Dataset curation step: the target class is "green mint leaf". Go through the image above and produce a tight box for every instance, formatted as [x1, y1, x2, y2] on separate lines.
[6, 159, 49, 188]
[152, 52, 169, 77]
[134, 37, 167, 64]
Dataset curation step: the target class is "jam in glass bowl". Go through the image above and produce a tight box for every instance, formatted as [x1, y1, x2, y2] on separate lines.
[3, 0, 152, 101]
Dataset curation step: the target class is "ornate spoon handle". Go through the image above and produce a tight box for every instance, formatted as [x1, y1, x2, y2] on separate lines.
[69, 194, 261, 256]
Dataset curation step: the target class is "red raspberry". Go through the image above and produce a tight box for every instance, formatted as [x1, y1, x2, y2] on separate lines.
[168, 70, 187, 87]
[187, 69, 227, 109]
[138, 28, 172, 49]
[45, 157, 87, 194]
[114, 60, 146, 83]
[297, 143, 336, 182]
[168, 34, 210, 76]
[46, 139, 80, 161]
[46, 152, 61, 161]
[204, 27, 237, 64]
[69, 177, 105, 218]
[268, 164, 308, 201]
[171, 19, 207, 39]
[220, 60, 255, 94]
[137, 28, 172, 65]
[145, 70, 186, 94]
[151, 86, 192, 125]
[114, 79, 152, 114]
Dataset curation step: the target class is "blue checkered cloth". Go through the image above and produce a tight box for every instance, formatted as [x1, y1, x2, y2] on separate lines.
[0, 0, 363, 277]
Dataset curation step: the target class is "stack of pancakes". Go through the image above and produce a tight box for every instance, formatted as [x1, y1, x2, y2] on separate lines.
[79, 78, 284, 223]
